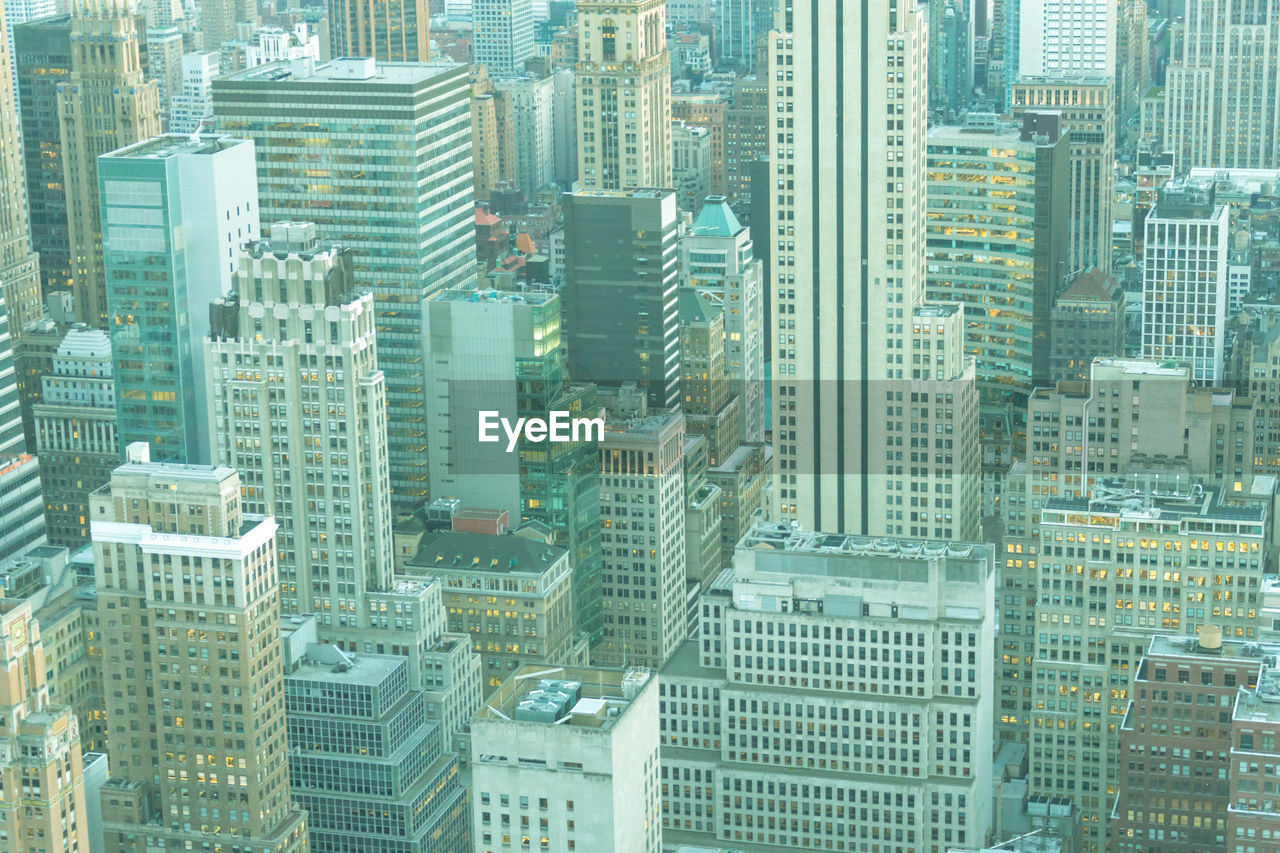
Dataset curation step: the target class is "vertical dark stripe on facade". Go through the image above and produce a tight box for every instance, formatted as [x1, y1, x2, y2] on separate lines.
[810, 0, 822, 531]
[858, 0, 870, 532]
[835, 0, 845, 528]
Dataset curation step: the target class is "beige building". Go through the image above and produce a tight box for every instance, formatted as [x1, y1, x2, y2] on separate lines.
[91, 444, 308, 852]
[672, 91, 726, 196]
[404, 530, 585, 690]
[58, 0, 162, 327]
[1010, 77, 1115, 277]
[575, 0, 672, 189]
[0, 0, 41, 340]
[0, 565, 91, 853]
[471, 65, 505, 202]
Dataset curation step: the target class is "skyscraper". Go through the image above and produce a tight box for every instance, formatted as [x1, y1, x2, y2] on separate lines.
[327, 0, 431, 61]
[768, 4, 979, 538]
[1142, 179, 1230, 383]
[563, 189, 680, 412]
[474, 0, 534, 76]
[1010, 77, 1116, 276]
[213, 57, 478, 509]
[1016, 0, 1115, 78]
[99, 134, 259, 463]
[0, 0, 42, 339]
[206, 221, 393, 620]
[13, 14, 72, 297]
[58, 0, 162, 327]
[492, 74, 555, 194]
[1161, 0, 1280, 172]
[92, 444, 309, 852]
[1, 0, 56, 107]
[575, 0, 672, 190]
[168, 50, 219, 132]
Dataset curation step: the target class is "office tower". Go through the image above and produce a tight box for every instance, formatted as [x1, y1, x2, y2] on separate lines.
[327, 0, 430, 61]
[563, 189, 680, 412]
[205, 221, 393, 620]
[421, 285, 604, 644]
[99, 133, 259, 463]
[678, 289, 739, 466]
[1142, 179, 1230, 383]
[168, 50, 218, 132]
[474, 0, 534, 76]
[1011, 78, 1115, 276]
[1016, 0, 1115, 78]
[12, 309, 73, 451]
[493, 74, 555, 194]
[245, 23, 321, 67]
[574, 0, 672, 190]
[595, 407, 686, 669]
[471, 665, 661, 853]
[672, 93, 727, 198]
[1111, 632, 1269, 852]
[146, 25, 184, 128]
[705, 442, 766, 566]
[659, 521, 995, 852]
[724, 74, 767, 208]
[58, 0, 162, 328]
[32, 326, 117, 548]
[14, 14, 72, 297]
[926, 113, 1068, 409]
[928, 0, 972, 119]
[403, 531, 587, 688]
[0, 454, 46, 562]
[1, 0, 55, 107]
[1048, 268, 1125, 383]
[769, 0, 977, 536]
[213, 57, 478, 509]
[682, 434, 723, 596]
[0, 1, 41, 341]
[716, 0, 771, 72]
[1026, 481, 1266, 851]
[0, 543, 107, 753]
[472, 67, 503, 202]
[550, 67, 576, 188]
[1133, 148, 1175, 256]
[91, 445, 309, 852]
[0, 598, 90, 853]
[670, 121, 711, 214]
[1161, 0, 1280, 172]
[1115, 0, 1148, 128]
[680, 197, 765, 444]
[284, 640, 470, 852]
[137, 0, 183, 28]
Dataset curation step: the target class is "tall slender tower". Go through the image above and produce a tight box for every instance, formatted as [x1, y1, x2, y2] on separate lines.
[575, 0, 671, 189]
[0, 0, 42, 339]
[768, 1, 978, 539]
[58, 0, 161, 327]
[92, 444, 309, 852]
[327, 0, 431, 61]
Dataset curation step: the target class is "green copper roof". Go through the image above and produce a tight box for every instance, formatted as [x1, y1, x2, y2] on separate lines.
[691, 195, 741, 236]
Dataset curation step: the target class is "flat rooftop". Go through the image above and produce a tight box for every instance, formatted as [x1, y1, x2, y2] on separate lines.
[1043, 480, 1265, 525]
[407, 531, 566, 576]
[217, 57, 464, 86]
[433, 286, 556, 308]
[103, 134, 249, 160]
[739, 520, 991, 561]
[288, 649, 404, 687]
[475, 664, 651, 732]
[1147, 635, 1280, 662]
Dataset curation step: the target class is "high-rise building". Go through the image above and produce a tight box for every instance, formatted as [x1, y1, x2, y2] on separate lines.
[679, 196, 765, 444]
[1115, 0, 1148, 130]
[32, 325, 117, 548]
[595, 407, 687, 669]
[563, 189, 680, 412]
[928, 0, 973, 120]
[168, 50, 219, 132]
[0, 454, 46, 562]
[91, 444, 309, 853]
[327, 0, 430, 61]
[471, 67, 503, 202]
[1049, 268, 1126, 383]
[1, 0, 55, 108]
[1010, 77, 1116, 277]
[715, 0, 771, 72]
[471, 665, 662, 853]
[1142, 179, 1230, 383]
[13, 14, 72, 298]
[769, 1, 984, 537]
[671, 92, 727, 198]
[244, 23, 321, 68]
[659, 521, 995, 852]
[474, 0, 534, 76]
[493, 74, 555, 194]
[0, 0, 42, 340]
[724, 74, 767, 208]
[1161, 0, 1280, 173]
[58, 0, 162, 327]
[284, 639, 471, 852]
[925, 112, 1070, 409]
[1025, 479, 1267, 851]
[1016, 0, 1115, 79]
[670, 121, 711, 214]
[0, 595, 91, 853]
[99, 133, 259, 464]
[213, 57, 478, 509]
[199, 0, 252, 51]
[205, 221, 393, 619]
[145, 24, 184, 128]
[574, 0, 672, 190]
[678, 289, 739, 466]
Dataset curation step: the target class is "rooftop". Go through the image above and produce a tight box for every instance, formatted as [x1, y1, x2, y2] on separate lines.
[1043, 479, 1265, 525]
[1146, 634, 1280, 663]
[433, 286, 557, 308]
[217, 57, 463, 87]
[287, 645, 405, 687]
[690, 196, 743, 237]
[475, 665, 652, 732]
[739, 520, 991, 562]
[407, 531, 566, 575]
[103, 133, 249, 161]
[1057, 268, 1121, 303]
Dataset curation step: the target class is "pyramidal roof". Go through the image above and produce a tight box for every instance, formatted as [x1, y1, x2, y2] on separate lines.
[691, 196, 742, 237]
